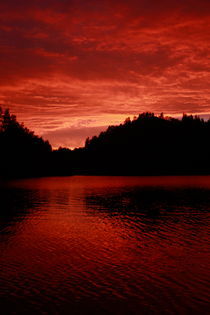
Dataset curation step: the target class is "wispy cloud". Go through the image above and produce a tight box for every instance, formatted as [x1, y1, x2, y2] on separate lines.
[0, 0, 210, 147]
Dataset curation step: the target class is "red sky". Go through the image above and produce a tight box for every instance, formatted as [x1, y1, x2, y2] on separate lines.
[1, 0, 210, 148]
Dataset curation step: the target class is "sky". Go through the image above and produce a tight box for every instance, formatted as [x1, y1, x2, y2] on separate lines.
[0, 0, 210, 148]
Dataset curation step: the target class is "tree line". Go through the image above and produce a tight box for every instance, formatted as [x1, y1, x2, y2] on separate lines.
[73, 112, 210, 175]
[0, 108, 52, 178]
[1, 108, 210, 178]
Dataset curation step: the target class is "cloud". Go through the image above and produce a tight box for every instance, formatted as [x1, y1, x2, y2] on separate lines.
[0, 0, 210, 147]
[42, 125, 108, 149]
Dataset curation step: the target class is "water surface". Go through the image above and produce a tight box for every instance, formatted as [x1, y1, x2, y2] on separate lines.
[0, 176, 210, 314]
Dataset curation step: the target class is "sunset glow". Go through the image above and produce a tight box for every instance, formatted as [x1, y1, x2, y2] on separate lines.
[1, 0, 210, 148]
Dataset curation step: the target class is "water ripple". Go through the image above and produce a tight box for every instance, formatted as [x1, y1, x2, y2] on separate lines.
[0, 176, 210, 314]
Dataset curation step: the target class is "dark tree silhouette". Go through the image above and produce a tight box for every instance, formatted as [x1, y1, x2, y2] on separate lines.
[1, 108, 210, 178]
[77, 112, 210, 175]
[0, 107, 52, 178]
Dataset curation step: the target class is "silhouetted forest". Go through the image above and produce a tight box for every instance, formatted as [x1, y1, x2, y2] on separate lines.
[70, 112, 210, 175]
[0, 108, 52, 178]
[1, 108, 210, 178]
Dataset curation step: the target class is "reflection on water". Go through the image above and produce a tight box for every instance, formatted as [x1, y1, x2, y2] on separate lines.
[0, 176, 210, 314]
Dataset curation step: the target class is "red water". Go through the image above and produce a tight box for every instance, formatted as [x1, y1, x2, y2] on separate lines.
[0, 176, 210, 314]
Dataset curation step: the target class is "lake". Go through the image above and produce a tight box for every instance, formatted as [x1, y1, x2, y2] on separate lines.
[0, 176, 210, 314]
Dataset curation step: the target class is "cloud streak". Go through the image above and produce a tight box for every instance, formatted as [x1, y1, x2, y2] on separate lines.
[0, 0, 210, 147]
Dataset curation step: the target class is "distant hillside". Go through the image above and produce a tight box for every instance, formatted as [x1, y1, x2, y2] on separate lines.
[69, 112, 210, 175]
[2, 109, 210, 178]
